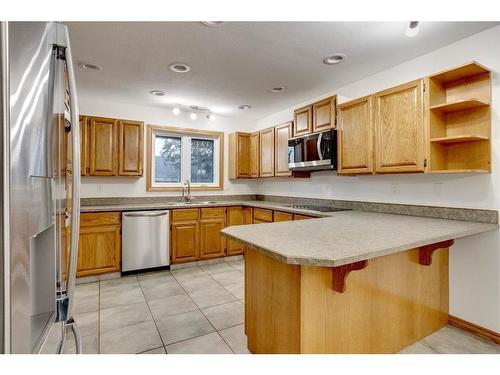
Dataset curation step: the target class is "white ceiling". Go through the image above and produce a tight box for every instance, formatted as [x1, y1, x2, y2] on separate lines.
[67, 21, 498, 120]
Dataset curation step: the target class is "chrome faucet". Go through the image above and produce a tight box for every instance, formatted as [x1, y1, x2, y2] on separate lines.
[180, 179, 192, 204]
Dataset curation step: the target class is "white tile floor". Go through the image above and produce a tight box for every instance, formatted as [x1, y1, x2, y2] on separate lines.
[42, 255, 500, 354]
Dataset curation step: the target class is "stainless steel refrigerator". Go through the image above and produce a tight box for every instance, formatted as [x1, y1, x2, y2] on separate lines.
[1, 21, 82, 354]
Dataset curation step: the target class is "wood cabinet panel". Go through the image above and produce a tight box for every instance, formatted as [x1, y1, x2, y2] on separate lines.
[228, 132, 251, 179]
[227, 206, 244, 255]
[200, 207, 225, 219]
[293, 105, 312, 137]
[243, 207, 253, 224]
[375, 80, 425, 173]
[171, 220, 199, 263]
[253, 208, 273, 222]
[172, 208, 200, 221]
[273, 211, 293, 222]
[118, 119, 143, 176]
[274, 122, 291, 177]
[337, 95, 375, 175]
[259, 127, 275, 177]
[293, 214, 314, 220]
[313, 96, 336, 132]
[250, 132, 260, 178]
[89, 117, 118, 176]
[200, 218, 226, 259]
[77, 212, 121, 277]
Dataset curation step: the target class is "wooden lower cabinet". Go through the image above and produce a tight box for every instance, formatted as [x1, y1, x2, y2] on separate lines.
[200, 218, 226, 259]
[227, 206, 244, 255]
[171, 220, 200, 263]
[274, 211, 293, 222]
[76, 212, 121, 277]
[293, 214, 314, 220]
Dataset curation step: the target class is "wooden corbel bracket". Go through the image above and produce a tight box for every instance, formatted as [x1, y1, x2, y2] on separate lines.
[418, 239, 454, 266]
[331, 260, 368, 293]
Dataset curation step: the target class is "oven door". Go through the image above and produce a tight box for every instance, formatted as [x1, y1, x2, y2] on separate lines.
[288, 130, 335, 171]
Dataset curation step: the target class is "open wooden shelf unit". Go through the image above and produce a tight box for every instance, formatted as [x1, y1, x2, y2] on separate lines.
[427, 61, 491, 173]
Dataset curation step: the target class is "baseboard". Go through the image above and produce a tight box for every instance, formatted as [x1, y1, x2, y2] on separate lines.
[448, 315, 500, 345]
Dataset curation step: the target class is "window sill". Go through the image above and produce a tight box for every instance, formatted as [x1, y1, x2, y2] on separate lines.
[146, 185, 223, 192]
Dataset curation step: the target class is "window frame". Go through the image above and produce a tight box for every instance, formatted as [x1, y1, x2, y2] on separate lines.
[146, 124, 224, 191]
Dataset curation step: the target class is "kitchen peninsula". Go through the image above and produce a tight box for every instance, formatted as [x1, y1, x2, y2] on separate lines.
[221, 211, 498, 353]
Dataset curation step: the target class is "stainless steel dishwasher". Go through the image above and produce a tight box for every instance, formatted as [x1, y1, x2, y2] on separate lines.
[122, 210, 170, 273]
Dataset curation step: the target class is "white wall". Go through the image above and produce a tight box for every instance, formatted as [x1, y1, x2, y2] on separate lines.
[79, 97, 259, 197]
[254, 25, 500, 332]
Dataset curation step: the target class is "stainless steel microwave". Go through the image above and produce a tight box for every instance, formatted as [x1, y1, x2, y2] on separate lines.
[288, 129, 337, 172]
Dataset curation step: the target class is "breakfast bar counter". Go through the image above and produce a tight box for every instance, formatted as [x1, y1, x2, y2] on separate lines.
[221, 212, 498, 354]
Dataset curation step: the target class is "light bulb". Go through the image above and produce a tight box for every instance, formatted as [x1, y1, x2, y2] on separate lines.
[172, 107, 180, 115]
[405, 21, 419, 37]
[207, 114, 216, 121]
[190, 112, 198, 120]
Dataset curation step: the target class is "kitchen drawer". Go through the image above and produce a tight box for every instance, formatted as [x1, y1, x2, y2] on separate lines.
[172, 208, 200, 221]
[293, 214, 315, 220]
[80, 212, 121, 227]
[200, 207, 226, 219]
[253, 208, 273, 222]
[274, 211, 293, 222]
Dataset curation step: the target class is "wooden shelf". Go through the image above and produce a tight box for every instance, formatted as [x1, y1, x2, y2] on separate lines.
[430, 99, 489, 113]
[429, 169, 489, 174]
[429, 61, 490, 83]
[430, 135, 489, 144]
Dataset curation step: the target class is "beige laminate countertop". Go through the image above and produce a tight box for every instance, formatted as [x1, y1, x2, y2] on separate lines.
[220, 210, 498, 267]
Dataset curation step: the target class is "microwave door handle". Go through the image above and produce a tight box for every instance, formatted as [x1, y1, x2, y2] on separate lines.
[316, 132, 323, 160]
[62, 26, 82, 354]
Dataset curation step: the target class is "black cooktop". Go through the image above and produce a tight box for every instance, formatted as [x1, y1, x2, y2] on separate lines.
[285, 204, 351, 213]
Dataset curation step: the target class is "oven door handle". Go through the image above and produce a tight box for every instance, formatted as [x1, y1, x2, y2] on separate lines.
[316, 132, 323, 160]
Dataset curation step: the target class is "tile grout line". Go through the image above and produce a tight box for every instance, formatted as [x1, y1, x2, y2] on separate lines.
[136, 276, 168, 353]
[170, 267, 235, 353]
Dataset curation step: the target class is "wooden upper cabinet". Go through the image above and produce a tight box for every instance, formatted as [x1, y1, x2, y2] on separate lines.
[374, 79, 425, 173]
[337, 95, 375, 175]
[228, 132, 251, 179]
[313, 96, 336, 132]
[274, 122, 292, 177]
[80, 117, 88, 176]
[259, 127, 275, 177]
[118, 119, 144, 176]
[89, 117, 118, 176]
[293, 105, 312, 137]
[250, 132, 260, 178]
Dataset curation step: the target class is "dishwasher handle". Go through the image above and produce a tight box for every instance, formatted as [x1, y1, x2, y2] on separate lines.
[124, 211, 168, 218]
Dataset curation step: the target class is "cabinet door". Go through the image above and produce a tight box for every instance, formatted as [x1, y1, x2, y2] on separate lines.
[118, 119, 143, 176]
[273, 211, 293, 222]
[199, 218, 226, 259]
[259, 127, 275, 177]
[313, 96, 336, 132]
[229, 132, 251, 179]
[274, 122, 292, 177]
[77, 224, 121, 277]
[293, 214, 314, 220]
[67, 116, 88, 176]
[337, 95, 375, 174]
[226, 207, 244, 255]
[243, 207, 253, 224]
[250, 132, 260, 178]
[89, 117, 118, 176]
[374, 80, 425, 173]
[171, 221, 199, 263]
[293, 105, 312, 137]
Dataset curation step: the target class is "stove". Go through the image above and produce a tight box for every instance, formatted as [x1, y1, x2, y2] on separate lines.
[285, 204, 350, 213]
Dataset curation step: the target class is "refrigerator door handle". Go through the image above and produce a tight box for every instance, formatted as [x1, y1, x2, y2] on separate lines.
[62, 26, 82, 354]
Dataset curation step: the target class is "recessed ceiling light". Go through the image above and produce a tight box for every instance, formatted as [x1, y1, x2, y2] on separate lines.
[190, 112, 198, 120]
[269, 86, 287, 93]
[149, 89, 166, 97]
[207, 113, 216, 121]
[405, 21, 419, 37]
[323, 53, 346, 65]
[169, 62, 190, 73]
[200, 21, 223, 27]
[238, 105, 252, 110]
[78, 62, 103, 71]
[172, 107, 180, 115]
